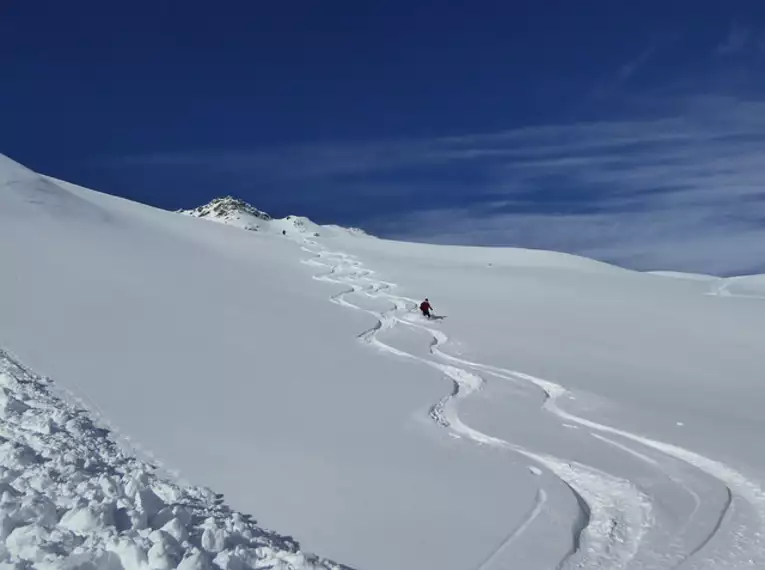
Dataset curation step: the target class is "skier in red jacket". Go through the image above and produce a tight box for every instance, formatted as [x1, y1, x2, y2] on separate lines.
[420, 298, 433, 319]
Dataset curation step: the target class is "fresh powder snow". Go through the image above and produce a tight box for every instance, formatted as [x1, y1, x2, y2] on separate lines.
[2, 152, 765, 569]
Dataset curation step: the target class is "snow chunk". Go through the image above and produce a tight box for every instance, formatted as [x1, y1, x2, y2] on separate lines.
[201, 525, 226, 553]
[148, 533, 182, 570]
[177, 551, 213, 570]
[161, 517, 189, 543]
[106, 537, 149, 570]
[0, 389, 29, 417]
[136, 487, 165, 524]
[59, 503, 114, 534]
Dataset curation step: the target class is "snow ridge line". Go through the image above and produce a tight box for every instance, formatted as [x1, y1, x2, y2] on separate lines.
[0, 347, 351, 570]
[300, 244, 652, 570]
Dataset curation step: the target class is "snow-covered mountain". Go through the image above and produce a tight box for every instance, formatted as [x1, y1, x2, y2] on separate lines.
[179, 196, 272, 230]
[179, 196, 371, 239]
[2, 152, 765, 570]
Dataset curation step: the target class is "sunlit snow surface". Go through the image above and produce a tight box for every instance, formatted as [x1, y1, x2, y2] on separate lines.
[2, 153, 765, 570]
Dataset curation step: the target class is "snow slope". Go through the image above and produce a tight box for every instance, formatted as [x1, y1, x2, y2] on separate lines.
[0, 156, 537, 570]
[313, 237, 765, 569]
[0, 155, 348, 569]
[3, 152, 765, 569]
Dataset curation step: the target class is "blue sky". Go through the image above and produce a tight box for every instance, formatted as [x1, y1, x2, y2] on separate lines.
[3, 1, 765, 275]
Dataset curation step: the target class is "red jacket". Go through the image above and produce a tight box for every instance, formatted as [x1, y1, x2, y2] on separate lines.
[420, 301, 431, 312]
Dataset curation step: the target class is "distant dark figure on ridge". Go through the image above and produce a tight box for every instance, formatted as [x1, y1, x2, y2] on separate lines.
[420, 298, 433, 319]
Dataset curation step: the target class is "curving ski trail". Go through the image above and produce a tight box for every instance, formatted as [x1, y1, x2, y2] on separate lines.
[301, 242, 765, 569]
[707, 277, 765, 300]
[301, 245, 652, 570]
[392, 296, 765, 569]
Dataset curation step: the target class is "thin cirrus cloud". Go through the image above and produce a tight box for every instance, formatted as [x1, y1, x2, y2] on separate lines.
[368, 97, 765, 276]
[587, 35, 676, 103]
[715, 22, 765, 56]
[716, 26, 752, 55]
[110, 95, 765, 276]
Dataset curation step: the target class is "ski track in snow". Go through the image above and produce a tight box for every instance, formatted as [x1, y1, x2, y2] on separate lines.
[473, 489, 547, 570]
[0, 348, 349, 570]
[708, 278, 740, 299]
[706, 277, 765, 300]
[301, 242, 765, 570]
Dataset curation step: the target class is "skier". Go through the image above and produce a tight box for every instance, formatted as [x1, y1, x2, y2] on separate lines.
[420, 298, 433, 319]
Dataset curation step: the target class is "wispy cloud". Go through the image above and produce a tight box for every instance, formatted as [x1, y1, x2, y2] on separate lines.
[106, 104, 764, 182]
[616, 36, 673, 83]
[583, 34, 678, 105]
[103, 95, 765, 276]
[716, 26, 752, 56]
[367, 97, 765, 275]
[616, 46, 656, 82]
